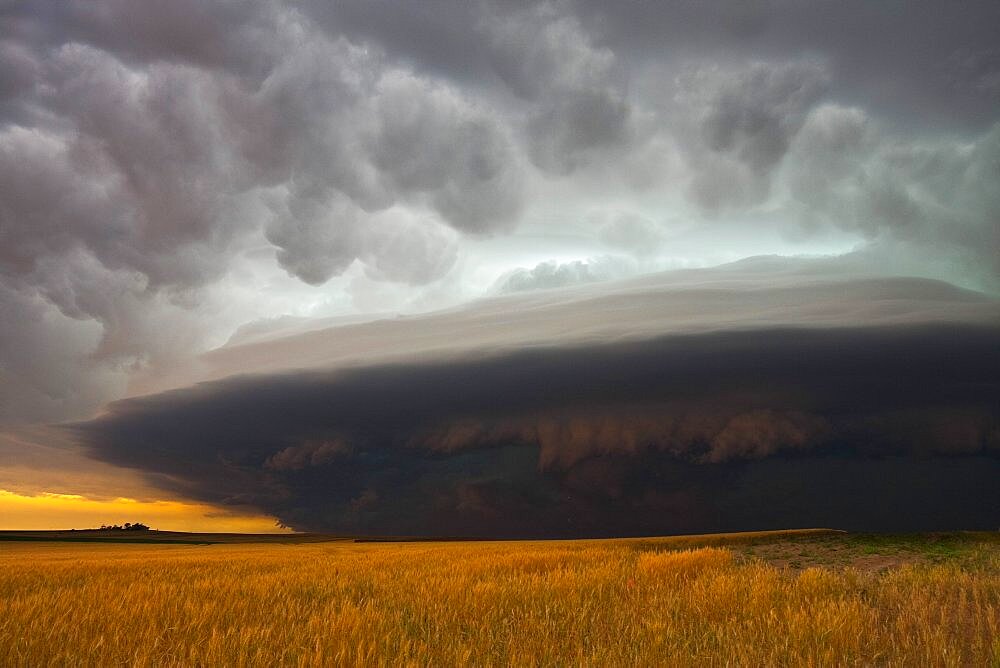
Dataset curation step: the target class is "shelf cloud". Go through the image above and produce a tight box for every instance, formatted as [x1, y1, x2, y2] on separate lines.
[2, 1, 999, 534]
[72, 266, 1000, 536]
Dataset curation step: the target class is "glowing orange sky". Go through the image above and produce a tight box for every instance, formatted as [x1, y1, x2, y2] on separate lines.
[0, 489, 289, 533]
[0, 425, 290, 533]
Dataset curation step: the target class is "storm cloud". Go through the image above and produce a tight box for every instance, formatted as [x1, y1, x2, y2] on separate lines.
[72, 269, 1000, 537]
[3, 2, 1000, 535]
[3, 0, 1000, 425]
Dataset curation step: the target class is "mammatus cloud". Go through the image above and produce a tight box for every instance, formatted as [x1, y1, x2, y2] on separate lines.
[678, 59, 830, 210]
[784, 105, 1000, 278]
[3, 0, 1000, 426]
[0, 1, 527, 421]
[72, 268, 1000, 537]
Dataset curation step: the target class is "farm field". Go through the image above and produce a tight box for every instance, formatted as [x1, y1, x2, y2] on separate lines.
[1, 529, 998, 666]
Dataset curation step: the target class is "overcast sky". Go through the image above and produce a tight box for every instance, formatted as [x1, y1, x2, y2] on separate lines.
[1, 1, 998, 534]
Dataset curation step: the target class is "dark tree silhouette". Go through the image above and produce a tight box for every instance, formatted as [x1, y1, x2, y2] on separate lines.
[98, 522, 151, 531]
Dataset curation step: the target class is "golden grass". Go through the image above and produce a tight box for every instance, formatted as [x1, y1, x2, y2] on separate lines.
[1, 534, 998, 666]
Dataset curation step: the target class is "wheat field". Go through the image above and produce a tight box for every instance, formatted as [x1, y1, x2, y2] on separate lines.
[1, 531, 998, 667]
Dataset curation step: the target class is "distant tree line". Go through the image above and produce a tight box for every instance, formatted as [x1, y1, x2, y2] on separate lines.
[98, 522, 151, 531]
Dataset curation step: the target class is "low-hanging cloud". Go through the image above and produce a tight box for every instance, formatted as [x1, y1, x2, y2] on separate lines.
[72, 268, 1000, 537]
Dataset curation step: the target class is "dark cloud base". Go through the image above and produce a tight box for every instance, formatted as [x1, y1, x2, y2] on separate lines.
[73, 324, 1000, 537]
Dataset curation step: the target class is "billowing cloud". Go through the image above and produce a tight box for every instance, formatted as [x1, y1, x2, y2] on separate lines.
[679, 60, 830, 210]
[487, 3, 632, 174]
[493, 256, 636, 293]
[3, 0, 1000, 427]
[72, 266, 1000, 536]
[0, 1, 527, 422]
[783, 105, 1000, 281]
[2, 1, 999, 535]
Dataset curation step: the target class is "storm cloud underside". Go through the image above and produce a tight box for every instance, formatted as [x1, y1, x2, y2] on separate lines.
[74, 272, 1000, 537]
